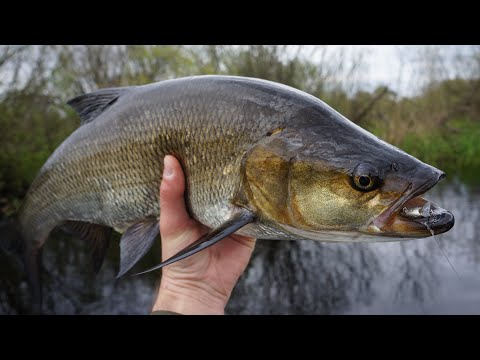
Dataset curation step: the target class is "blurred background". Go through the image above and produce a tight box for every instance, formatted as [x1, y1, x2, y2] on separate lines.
[1, 45, 479, 314]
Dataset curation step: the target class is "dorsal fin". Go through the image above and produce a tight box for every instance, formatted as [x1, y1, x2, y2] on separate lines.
[67, 87, 131, 125]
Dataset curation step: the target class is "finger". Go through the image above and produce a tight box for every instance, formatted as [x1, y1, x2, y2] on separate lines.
[159, 155, 191, 238]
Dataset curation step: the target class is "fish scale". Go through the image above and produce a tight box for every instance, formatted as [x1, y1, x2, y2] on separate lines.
[20, 77, 285, 242]
[12, 75, 454, 312]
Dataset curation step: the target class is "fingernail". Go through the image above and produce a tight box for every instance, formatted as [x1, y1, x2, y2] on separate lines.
[163, 156, 173, 178]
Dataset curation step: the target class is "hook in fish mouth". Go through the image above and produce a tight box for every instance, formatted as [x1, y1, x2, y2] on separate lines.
[367, 174, 454, 238]
[396, 197, 454, 235]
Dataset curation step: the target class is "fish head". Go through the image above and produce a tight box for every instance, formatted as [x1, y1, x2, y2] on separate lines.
[242, 105, 454, 241]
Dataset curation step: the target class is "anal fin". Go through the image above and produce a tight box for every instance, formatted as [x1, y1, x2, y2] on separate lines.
[133, 209, 255, 276]
[117, 218, 159, 278]
[62, 221, 112, 273]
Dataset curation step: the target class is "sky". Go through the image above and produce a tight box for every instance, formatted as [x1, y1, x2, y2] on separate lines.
[1, 45, 477, 98]
[360, 46, 401, 86]
[359, 45, 416, 96]
[311, 45, 477, 97]
[302, 45, 410, 95]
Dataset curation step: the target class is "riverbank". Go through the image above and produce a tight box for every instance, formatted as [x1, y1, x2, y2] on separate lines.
[400, 118, 480, 184]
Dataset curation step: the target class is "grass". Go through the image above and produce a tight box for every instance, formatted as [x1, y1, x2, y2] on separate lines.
[395, 118, 480, 184]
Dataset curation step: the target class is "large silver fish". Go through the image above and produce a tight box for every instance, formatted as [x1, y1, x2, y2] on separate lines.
[10, 75, 454, 311]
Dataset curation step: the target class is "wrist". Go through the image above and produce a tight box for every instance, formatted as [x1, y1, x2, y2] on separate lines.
[152, 277, 228, 315]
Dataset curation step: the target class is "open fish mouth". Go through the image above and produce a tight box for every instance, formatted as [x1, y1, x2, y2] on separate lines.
[368, 174, 455, 237]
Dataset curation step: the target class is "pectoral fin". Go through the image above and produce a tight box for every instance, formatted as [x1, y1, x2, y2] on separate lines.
[117, 218, 159, 278]
[133, 209, 255, 276]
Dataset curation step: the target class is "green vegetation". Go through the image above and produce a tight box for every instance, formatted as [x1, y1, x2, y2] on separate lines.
[1, 45, 479, 216]
[399, 118, 480, 183]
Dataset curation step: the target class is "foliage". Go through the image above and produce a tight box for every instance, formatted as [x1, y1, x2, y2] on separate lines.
[1, 45, 479, 216]
[399, 118, 480, 183]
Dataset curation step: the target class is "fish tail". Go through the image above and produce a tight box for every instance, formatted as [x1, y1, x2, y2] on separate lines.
[0, 217, 44, 314]
[24, 243, 43, 314]
[0, 218, 24, 254]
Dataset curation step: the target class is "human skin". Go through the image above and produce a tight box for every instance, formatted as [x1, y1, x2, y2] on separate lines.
[151, 155, 257, 315]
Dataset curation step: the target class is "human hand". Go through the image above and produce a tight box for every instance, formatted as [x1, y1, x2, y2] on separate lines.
[151, 155, 256, 315]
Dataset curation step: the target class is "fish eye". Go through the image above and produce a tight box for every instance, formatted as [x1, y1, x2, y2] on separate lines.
[358, 176, 371, 187]
[351, 163, 380, 192]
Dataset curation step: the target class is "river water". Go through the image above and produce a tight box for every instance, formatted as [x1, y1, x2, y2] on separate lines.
[1, 178, 479, 314]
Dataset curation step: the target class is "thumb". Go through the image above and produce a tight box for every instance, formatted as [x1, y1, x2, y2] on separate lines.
[159, 155, 191, 238]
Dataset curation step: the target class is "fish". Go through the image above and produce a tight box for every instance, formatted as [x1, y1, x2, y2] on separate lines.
[7, 75, 454, 312]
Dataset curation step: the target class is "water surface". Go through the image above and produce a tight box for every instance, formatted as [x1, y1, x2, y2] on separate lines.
[1, 179, 479, 314]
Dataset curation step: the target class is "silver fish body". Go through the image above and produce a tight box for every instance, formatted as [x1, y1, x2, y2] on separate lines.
[15, 75, 453, 311]
[20, 76, 300, 242]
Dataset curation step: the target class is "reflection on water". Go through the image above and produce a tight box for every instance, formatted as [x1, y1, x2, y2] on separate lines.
[1, 179, 479, 314]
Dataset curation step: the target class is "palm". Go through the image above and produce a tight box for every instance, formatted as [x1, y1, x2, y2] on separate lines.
[161, 219, 256, 299]
[157, 155, 256, 307]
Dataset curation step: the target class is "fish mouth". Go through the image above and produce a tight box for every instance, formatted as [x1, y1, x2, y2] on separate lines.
[367, 174, 454, 238]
